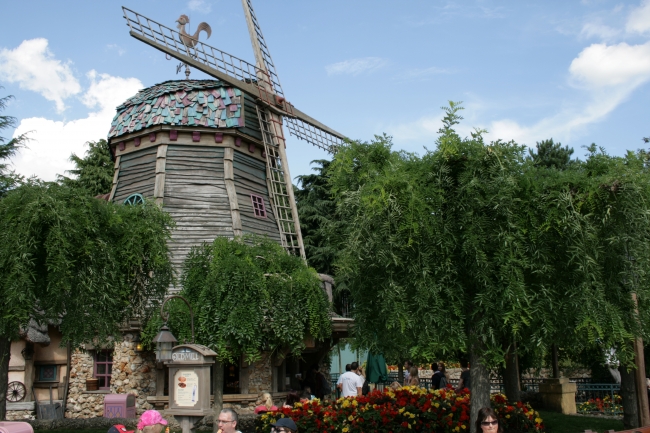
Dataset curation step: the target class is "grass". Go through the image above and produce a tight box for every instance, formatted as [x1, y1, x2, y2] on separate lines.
[540, 410, 624, 433]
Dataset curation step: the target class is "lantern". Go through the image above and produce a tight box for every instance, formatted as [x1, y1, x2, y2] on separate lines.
[153, 324, 177, 363]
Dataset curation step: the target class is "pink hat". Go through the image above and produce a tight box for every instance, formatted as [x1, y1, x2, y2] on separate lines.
[137, 410, 168, 431]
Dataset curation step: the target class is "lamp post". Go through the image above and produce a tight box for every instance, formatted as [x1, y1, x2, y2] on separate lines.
[153, 295, 195, 363]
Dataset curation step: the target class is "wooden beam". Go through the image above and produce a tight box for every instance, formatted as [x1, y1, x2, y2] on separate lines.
[108, 155, 121, 202]
[223, 148, 242, 236]
[154, 145, 168, 205]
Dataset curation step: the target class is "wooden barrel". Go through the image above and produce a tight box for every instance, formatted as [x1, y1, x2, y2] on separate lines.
[86, 378, 99, 391]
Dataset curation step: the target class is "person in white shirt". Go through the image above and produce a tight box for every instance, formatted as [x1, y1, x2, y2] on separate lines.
[338, 362, 364, 397]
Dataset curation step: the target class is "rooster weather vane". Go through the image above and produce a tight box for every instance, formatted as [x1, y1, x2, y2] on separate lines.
[168, 14, 212, 78]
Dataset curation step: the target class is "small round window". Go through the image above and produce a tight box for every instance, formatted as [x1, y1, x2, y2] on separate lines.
[123, 193, 145, 205]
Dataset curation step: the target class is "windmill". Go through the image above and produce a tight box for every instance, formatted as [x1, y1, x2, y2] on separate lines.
[109, 2, 346, 278]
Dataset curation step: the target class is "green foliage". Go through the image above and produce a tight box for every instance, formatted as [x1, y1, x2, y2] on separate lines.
[0, 182, 174, 345]
[527, 138, 574, 169]
[147, 236, 332, 364]
[295, 159, 338, 275]
[0, 90, 29, 196]
[59, 139, 114, 196]
[326, 100, 650, 378]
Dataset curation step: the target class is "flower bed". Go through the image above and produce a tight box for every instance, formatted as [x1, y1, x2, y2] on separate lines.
[577, 395, 622, 416]
[256, 386, 544, 433]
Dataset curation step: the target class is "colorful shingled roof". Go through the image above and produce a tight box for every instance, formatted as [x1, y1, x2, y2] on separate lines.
[108, 79, 244, 139]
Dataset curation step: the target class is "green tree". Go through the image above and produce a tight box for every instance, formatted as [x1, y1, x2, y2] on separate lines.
[142, 236, 332, 430]
[528, 138, 574, 169]
[0, 183, 174, 419]
[295, 159, 338, 276]
[0, 91, 29, 196]
[59, 139, 114, 196]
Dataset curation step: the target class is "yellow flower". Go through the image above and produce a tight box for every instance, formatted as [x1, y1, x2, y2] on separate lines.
[461, 426, 467, 430]
[410, 413, 415, 419]
[352, 400, 358, 407]
[348, 415, 354, 421]
[342, 400, 350, 408]
[434, 403, 440, 408]
[399, 407, 405, 414]
[535, 417, 542, 424]
[407, 424, 412, 429]
[506, 415, 510, 419]
[342, 428, 349, 433]
[454, 427, 460, 432]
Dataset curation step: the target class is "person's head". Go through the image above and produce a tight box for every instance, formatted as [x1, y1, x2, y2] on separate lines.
[350, 361, 359, 372]
[217, 409, 239, 433]
[431, 362, 438, 371]
[345, 364, 351, 372]
[404, 360, 413, 369]
[300, 390, 311, 402]
[409, 366, 418, 378]
[475, 407, 502, 433]
[258, 392, 273, 409]
[460, 359, 469, 369]
[285, 390, 301, 407]
[303, 386, 312, 395]
[438, 362, 446, 373]
[136, 410, 167, 433]
[271, 417, 298, 433]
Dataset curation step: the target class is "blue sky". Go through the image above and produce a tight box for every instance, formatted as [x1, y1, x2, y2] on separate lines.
[1, 0, 649, 182]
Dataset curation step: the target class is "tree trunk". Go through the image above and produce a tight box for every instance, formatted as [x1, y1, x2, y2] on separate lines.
[397, 364, 404, 385]
[0, 336, 11, 421]
[469, 348, 491, 433]
[503, 342, 520, 403]
[552, 344, 560, 379]
[620, 364, 640, 429]
[212, 360, 224, 433]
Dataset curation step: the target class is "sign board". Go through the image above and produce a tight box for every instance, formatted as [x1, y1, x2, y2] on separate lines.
[166, 344, 216, 416]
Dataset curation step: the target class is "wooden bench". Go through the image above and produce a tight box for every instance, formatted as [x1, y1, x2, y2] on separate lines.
[585, 427, 650, 433]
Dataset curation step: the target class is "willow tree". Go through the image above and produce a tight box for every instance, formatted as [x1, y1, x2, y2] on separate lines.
[141, 236, 332, 432]
[0, 91, 29, 196]
[0, 182, 174, 419]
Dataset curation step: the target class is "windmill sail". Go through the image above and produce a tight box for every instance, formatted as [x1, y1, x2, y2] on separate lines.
[122, 7, 345, 153]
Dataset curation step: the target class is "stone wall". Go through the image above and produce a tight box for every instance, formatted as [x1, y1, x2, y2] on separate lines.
[66, 349, 106, 418]
[5, 410, 36, 421]
[248, 352, 272, 395]
[110, 335, 157, 415]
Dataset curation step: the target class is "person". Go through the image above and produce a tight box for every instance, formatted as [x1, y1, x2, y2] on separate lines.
[217, 408, 242, 433]
[283, 390, 301, 408]
[358, 365, 370, 395]
[475, 407, 503, 433]
[403, 360, 413, 386]
[336, 364, 351, 393]
[300, 390, 312, 402]
[457, 359, 471, 391]
[339, 361, 364, 397]
[438, 362, 449, 388]
[271, 417, 298, 433]
[136, 410, 167, 433]
[389, 381, 402, 391]
[407, 366, 419, 386]
[254, 392, 278, 414]
[431, 362, 443, 389]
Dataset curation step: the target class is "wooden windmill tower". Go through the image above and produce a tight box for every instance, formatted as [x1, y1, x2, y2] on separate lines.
[108, 2, 345, 285]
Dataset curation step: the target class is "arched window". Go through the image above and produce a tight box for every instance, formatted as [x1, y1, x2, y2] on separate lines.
[123, 193, 145, 205]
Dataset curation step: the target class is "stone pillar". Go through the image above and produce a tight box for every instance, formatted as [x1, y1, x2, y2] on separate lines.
[110, 337, 157, 415]
[539, 378, 577, 414]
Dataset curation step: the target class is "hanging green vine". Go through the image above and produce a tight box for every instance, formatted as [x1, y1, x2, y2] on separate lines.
[142, 235, 331, 364]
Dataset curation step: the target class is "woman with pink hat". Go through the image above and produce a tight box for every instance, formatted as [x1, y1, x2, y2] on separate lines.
[136, 410, 168, 433]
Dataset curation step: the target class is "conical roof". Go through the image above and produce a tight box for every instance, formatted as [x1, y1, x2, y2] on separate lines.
[108, 79, 244, 139]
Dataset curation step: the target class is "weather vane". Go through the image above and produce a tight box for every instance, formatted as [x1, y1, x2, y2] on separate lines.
[167, 14, 212, 79]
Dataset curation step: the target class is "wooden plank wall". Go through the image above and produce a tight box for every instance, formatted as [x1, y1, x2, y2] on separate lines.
[164, 145, 235, 291]
[241, 93, 263, 142]
[112, 147, 157, 203]
[232, 152, 281, 242]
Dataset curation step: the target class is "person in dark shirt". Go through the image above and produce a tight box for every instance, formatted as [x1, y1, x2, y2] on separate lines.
[431, 362, 443, 389]
[457, 359, 471, 391]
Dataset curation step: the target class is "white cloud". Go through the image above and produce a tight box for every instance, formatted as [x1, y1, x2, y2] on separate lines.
[326, 57, 388, 76]
[11, 72, 143, 182]
[188, 0, 212, 14]
[106, 44, 125, 56]
[627, 0, 650, 34]
[579, 22, 620, 41]
[0, 38, 81, 113]
[569, 41, 650, 88]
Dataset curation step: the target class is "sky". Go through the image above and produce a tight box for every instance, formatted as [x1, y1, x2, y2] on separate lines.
[1, 0, 649, 183]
